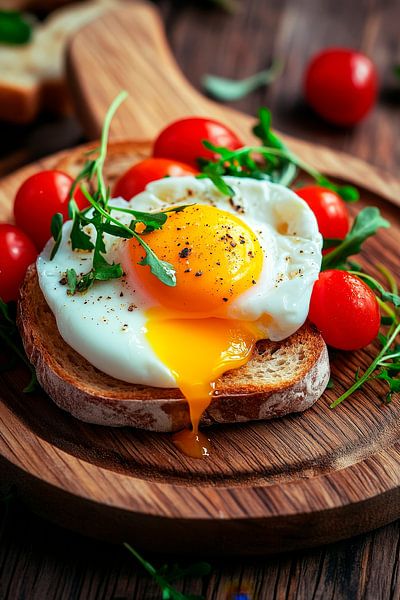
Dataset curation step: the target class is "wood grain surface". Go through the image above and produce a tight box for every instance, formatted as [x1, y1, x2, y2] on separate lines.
[1, 0, 400, 597]
[1, 144, 400, 556]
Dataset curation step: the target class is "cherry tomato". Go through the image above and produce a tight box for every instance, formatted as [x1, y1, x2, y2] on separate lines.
[0, 224, 37, 302]
[304, 48, 378, 126]
[296, 186, 350, 240]
[153, 117, 243, 168]
[308, 270, 380, 350]
[14, 170, 88, 250]
[114, 158, 198, 200]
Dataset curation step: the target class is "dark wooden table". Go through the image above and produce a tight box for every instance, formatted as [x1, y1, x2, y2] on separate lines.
[1, 0, 400, 598]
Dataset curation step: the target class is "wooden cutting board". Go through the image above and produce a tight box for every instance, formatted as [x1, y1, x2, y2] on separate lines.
[1, 1, 400, 555]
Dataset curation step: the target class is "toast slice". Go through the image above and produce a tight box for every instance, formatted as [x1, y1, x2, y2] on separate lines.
[18, 265, 330, 432]
[0, 0, 120, 124]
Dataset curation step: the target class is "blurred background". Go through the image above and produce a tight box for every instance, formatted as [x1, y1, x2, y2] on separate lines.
[0, 0, 399, 176]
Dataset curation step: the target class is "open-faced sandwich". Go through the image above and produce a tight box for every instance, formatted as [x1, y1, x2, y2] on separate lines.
[2, 93, 399, 458]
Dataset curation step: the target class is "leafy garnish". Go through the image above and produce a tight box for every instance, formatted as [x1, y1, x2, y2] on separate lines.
[331, 323, 400, 407]
[0, 299, 36, 392]
[0, 10, 32, 45]
[199, 107, 359, 201]
[203, 61, 283, 101]
[394, 65, 400, 80]
[321, 207, 389, 270]
[50, 213, 63, 260]
[51, 92, 184, 294]
[124, 543, 211, 600]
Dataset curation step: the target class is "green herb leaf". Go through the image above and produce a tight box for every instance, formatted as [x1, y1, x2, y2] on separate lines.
[50, 213, 63, 260]
[315, 176, 359, 203]
[69, 200, 94, 251]
[322, 238, 342, 251]
[331, 323, 400, 408]
[394, 65, 400, 80]
[203, 61, 283, 101]
[66, 269, 77, 295]
[375, 369, 400, 403]
[124, 543, 210, 600]
[0, 10, 32, 45]
[322, 207, 390, 270]
[137, 240, 176, 287]
[92, 249, 123, 281]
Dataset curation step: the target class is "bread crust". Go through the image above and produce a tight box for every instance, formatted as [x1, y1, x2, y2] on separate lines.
[18, 266, 330, 432]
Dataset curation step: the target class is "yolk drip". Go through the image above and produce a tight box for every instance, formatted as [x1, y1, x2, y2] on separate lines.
[146, 318, 258, 458]
[126, 204, 264, 458]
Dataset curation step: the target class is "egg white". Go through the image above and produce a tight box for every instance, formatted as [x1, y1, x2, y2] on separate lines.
[37, 176, 322, 387]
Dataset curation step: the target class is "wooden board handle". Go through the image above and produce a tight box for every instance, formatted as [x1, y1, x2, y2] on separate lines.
[67, 1, 223, 140]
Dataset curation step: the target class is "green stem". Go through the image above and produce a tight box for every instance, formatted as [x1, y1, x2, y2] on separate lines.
[331, 322, 400, 408]
[96, 91, 128, 207]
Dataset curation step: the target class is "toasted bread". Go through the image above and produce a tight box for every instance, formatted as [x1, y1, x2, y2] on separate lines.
[18, 265, 329, 432]
[17, 140, 329, 431]
[0, 0, 120, 124]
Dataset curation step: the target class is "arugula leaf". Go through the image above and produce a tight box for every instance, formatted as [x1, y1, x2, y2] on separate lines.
[376, 369, 400, 403]
[66, 269, 77, 295]
[92, 247, 123, 281]
[50, 213, 63, 260]
[198, 108, 358, 200]
[203, 61, 283, 101]
[69, 200, 94, 252]
[322, 207, 390, 270]
[0, 10, 32, 45]
[137, 239, 176, 287]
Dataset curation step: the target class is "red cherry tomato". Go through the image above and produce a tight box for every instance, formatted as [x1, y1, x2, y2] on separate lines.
[114, 158, 198, 200]
[14, 170, 88, 250]
[304, 48, 378, 126]
[153, 117, 243, 168]
[308, 270, 380, 350]
[0, 224, 37, 302]
[296, 186, 350, 240]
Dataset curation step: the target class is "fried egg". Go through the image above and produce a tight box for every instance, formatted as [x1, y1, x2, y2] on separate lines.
[37, 176, 322, 456]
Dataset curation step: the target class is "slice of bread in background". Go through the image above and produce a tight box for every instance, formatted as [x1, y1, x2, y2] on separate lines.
[18, 265, 330, 432]
[0, 0, 121, 123]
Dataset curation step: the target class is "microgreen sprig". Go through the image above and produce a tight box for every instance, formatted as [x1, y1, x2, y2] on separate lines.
[51, 92, 188, 293]
[124, 543, 211, 600]
[199, 107, 359, 202]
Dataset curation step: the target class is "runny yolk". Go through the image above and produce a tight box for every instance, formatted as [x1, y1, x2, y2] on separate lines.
[146, 318, 258, 457]
[127, 204, 264, 458]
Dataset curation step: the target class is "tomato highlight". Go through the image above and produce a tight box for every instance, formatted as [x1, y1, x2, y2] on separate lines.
[14, 170, 88, 250]
[304, 48, 378, 126]
[0, 224, 37, 302]
[114, 158, 197, 200]
[308, 270, 381, 350]
[153, 117, 243, 168]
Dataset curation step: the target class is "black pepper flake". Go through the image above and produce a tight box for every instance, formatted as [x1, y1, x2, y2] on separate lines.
[59, 276, 67, 285]
[179, 247, 191, 259]
[128, 304, 136, 312]
[195, 271, 203, 277]
[120, 292, 124, 297]
[252, 280, 257, 285]
[184, 268, 191, 273]
[222, 297, 228, 302]
[230, 241, 237, 248]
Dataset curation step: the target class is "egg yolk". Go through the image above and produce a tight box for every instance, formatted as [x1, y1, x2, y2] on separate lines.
[127, 204, 263, 313]
[126, 204, 264, 458]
